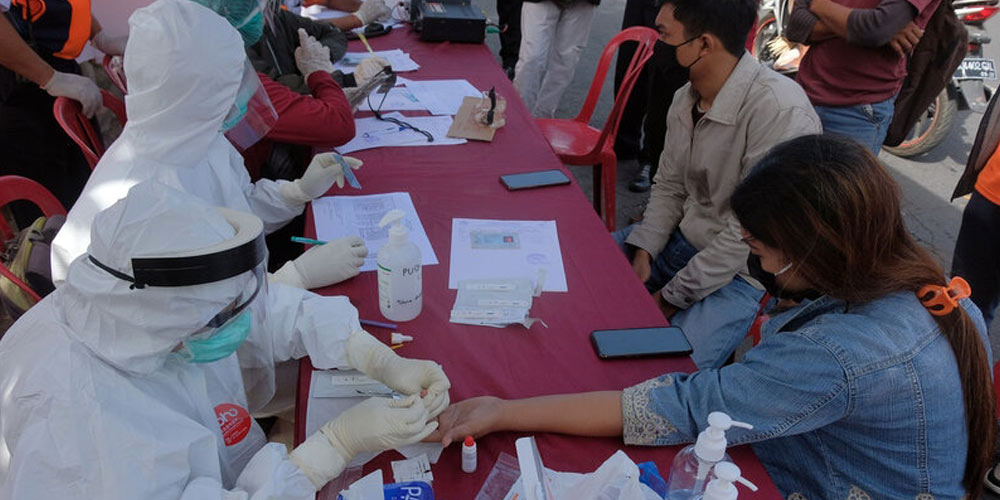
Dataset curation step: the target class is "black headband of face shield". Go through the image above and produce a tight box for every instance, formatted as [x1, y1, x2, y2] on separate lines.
[88, 231, 267, 289]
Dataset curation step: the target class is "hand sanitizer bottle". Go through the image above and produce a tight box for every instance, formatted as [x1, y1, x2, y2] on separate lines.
[666, 412, 754, 500]
[696, 462, 758, 500]
[377, 209, 422, 322]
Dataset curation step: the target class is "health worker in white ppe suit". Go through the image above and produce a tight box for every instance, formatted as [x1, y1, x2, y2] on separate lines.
[0, 181, 451, 499]
[50, 0, 367, 291]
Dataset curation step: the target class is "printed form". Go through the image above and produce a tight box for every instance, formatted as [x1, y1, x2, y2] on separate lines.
[312, 192, 438, 272]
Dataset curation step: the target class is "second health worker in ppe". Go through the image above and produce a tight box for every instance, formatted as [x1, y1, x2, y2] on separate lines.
[51, 0, 366, 291]
[0, 181, 450, 498]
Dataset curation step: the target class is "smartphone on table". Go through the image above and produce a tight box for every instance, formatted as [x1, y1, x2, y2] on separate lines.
[500, 169, 571, 190]
[590, 326, 693, 359]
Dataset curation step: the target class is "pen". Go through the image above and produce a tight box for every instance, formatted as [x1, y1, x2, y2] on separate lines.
[357, 32, 375, 55]
[360, 319, 398, 330]
[291, 236, 326, 246]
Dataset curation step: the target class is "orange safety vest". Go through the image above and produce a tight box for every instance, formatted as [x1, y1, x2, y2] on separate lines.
[977, 146, 1000, 206]
[8, 0, 91, 60]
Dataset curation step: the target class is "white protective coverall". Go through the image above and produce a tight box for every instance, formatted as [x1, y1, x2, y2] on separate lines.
[50, 0, 307, 285]
[0, 182, 362, 498]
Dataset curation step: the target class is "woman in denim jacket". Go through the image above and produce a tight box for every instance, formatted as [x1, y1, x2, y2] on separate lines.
[428, 135, 996, 499]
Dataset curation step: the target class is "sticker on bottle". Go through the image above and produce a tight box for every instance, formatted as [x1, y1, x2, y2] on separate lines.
[215, 403, 252, 446]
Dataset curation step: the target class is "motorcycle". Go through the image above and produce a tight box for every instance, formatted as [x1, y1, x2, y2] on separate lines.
[750, 0, 998, 158]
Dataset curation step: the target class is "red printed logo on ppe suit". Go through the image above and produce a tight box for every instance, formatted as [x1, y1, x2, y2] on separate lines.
[214, 403, 252, 446]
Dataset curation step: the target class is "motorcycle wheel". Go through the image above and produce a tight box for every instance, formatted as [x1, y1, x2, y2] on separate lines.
[883, 88, 958, 158]
[752, 12, 779, 68]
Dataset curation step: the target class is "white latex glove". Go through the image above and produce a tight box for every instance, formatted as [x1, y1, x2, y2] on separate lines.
[91, 30, 128, 56]
[346, 330, 451, 418]
[42, 71, 102, 118]
[294, 28, 335, 77]
[270, 236, 367, 289]
[289, 395, 437, 490]
[280, 153, 362, 204]
[353, 56, 390, 87]
[354, 0, 391, 25]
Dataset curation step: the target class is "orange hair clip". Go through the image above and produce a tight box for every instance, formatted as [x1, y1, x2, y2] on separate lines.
[918, 276, 972, 316]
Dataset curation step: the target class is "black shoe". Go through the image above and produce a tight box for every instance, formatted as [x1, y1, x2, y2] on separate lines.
[987, 464, 1000, 495]
[628, 164, 651, 192]
[504, 65, 515, 81]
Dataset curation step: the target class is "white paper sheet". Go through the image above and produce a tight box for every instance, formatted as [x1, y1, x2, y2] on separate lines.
[449, 219, 568, 292]
[312, 192, 438, 272]
[367, 86, 426, 111]
[338, 113, 466, 153]
[306, 369, 445, 468]
[403, 79, 482, 115]
[334, 49, 420, 72]
[391, 454, 433, 484]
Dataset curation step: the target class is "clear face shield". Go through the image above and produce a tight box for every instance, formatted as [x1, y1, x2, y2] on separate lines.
[191, 0, 276, 46]
[221, 60, 278, 151]
[88, 207, 270, 364]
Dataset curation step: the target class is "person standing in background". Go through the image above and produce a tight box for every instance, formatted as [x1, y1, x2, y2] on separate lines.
[512, 0, 599, 118]
[0, 0, 126, 225]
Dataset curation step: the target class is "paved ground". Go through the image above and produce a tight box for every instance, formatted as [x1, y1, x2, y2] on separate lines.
[477, 2, 1000, 354]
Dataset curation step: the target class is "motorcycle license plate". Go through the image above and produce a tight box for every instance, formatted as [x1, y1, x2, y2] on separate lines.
[954, 58, 998, 80]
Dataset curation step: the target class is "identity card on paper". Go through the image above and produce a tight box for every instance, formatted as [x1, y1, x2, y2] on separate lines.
[312, 192, 438, 272]
[449, 219, 567, 292]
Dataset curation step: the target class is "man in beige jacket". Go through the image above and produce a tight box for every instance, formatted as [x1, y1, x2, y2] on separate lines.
[615, 0, 821, 369]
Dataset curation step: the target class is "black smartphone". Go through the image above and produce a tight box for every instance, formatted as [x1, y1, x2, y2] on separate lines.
[500, 170, 571, 191]
[591, 326, 693, 359]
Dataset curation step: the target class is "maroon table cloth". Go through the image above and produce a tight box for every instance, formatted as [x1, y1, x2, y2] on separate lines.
[295, 27, 780, 499]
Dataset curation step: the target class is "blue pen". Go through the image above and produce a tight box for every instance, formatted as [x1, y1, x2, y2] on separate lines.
[291, 236, 326, 246]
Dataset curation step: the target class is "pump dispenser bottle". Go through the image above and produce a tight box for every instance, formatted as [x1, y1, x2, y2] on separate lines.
[377, 209, 422, 321]
[666, 412, 753, 500]
[697, 462, 758, 500]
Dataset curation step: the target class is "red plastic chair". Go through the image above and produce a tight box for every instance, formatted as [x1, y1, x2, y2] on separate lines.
[103, 54, 128, 94]
[0, 176, 67, 303]
[53, 89, 126, 170]
[536, 26, 658, 231]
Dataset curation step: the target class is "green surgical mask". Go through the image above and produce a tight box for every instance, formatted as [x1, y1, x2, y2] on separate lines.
[176, 309, 252, 363]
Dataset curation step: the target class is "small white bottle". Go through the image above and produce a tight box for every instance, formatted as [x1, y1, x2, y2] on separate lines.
[697, 462, 758, 500]
[666, 412, 754, 500]
[377, 210, 422, 322]
[461, 436, 477, 473]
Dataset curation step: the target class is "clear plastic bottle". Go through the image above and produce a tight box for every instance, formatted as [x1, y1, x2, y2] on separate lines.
[666, 412, 753, 500]
[377, 210, 422, 322]
[695, 462, 758, 500]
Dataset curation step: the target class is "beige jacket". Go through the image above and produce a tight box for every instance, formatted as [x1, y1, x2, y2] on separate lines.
[626, 53, 821, 309]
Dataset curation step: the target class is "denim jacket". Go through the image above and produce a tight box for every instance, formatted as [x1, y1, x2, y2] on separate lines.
[621, 292, 990, 499]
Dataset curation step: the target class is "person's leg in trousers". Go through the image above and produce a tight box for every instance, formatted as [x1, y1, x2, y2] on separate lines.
[813, 96, 895, 155]
[670, 276, 764, 369]
[497, 0, 524, 77]
[952, 190, 1000, 326]
[513, 1, 560, 114]
[613, 0, 657, 162]
[612, 225, 699, 294]
[531, 2, 597, 118]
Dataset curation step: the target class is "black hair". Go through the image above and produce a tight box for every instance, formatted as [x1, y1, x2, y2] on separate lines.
[656, 0, 756, 57]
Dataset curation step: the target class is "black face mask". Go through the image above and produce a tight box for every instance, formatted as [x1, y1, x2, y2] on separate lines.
[746, 254, 820, 302]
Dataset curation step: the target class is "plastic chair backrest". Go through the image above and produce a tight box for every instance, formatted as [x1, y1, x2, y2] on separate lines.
[0, 176, 67, 302]
[103, 54, 128, 94]
[574, 26, 658, 151]
[53, 89, 126, 170]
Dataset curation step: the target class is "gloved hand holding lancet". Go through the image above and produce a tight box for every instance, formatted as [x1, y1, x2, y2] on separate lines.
[43, 71, 103, 118]
[289, 394, 437, 490]
[271, 236, 368, 289]
[294, 28, 336, 78]
[281, 152, 362, 204]
[346, 330, 451, 418]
